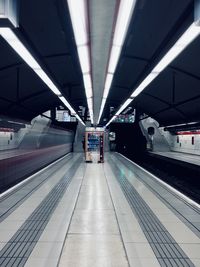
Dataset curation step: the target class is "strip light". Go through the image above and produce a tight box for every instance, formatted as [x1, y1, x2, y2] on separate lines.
[132, 22, 200, 98]
[105, 22, 200, 127]
[0, 28, 61, 96]
[0, 27, 85, 125]
[59, 96, 85, 125]
[98, 0, 137, 124]
[67, 0, 93, 124]
[105, 98, 132, 126]
[115, 98, 133, 116]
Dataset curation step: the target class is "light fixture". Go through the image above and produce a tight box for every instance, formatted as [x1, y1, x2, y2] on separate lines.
[115, 98, 133, 116]
[165, 121, 199, 128]
[66, 0, 88, 46]
[105, 21, 200, 127]
[103, 74, 114, 98]
[97, 98, 106, 124]
[83, 74, 92, 89]
[98, 0, 137, 124]
[131, 72, 159, 97]
[108, 46, 121, 74]
[85, 87, 93, 99]
[59, 96, 85, 125]
[59, 96, 76, 115]
[0, 28, 40, 68]
[0, 27, 85, 125]
[0, 28, 62, 96]
[132, 22, 200, 98]
[113, 0, 137, 46]
[75, 114, 85, 125]
[34, 69, 62, 96]
[153, 22, 200, 73]
[106, 116, 117, 127]
[67, 0, 93, 124]
[77, 46, 90, 73]
[87, 97, 93, 110]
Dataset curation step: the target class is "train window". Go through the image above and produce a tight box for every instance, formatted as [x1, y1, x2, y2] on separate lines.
[177, 136, 179, 143]
[192, 136, 194, 145]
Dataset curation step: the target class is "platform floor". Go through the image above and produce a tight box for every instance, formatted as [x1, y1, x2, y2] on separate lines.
[151, 151, 200, 167]
[0, 152, 199, 266]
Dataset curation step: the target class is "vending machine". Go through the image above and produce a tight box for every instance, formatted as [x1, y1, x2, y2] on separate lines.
[85, 127, 104, 163]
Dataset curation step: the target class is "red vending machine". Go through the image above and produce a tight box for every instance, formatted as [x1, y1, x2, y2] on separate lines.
[85, 127, 104, 163]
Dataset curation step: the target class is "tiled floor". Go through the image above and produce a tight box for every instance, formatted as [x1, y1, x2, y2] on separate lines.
[58, 163, 129, 267]
[0, 152, 199, 267]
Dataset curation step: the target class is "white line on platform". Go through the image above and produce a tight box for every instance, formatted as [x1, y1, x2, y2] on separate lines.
[117, 152, 200, 210]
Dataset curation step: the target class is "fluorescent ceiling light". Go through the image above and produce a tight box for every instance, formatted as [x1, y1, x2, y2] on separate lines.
[98, 0, 136, 124]
[34, 69, 61, 96]
[85, 87, 93, 99]
[0, 28, 40, 69]
[153, 22, 200, 73]
[83, 73, 92, 88]
[113, 0, 137, 46]
[108, 46, 121, 73]
[166, 121, 199, 128]
[88, 109, 94, 124]
[87, 97, 93, 110]
[77, 45, 90, 73]
[106, 116, 117, 127]
[97, 98, 107, 124]
[103, 74, 113, 98]
[106, 98, 133, 127]
[152, 46, 184, 73]
[105, 22, 200, 127]
[0, 28, 85, 126]
[0, 28, 62, 96]
[67, 0, 88, 46]
[75, 114, 85, 125]
[87, 97, 94, 124]
[131, 72, 159, 97]
[59, 96, 76, 115]
[87, 98, 94, 124]
[67, 0, 93, 124]
[90, 116, 94, 124]
[131, 22, 200, 98]
[59, 96, 85, 125]
[59, 96, 86, 126]
[115, 98, 133, 116]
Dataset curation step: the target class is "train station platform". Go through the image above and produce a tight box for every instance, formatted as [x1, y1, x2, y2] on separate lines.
[0, 152, 199, 267]
[150, 151, 200, 168]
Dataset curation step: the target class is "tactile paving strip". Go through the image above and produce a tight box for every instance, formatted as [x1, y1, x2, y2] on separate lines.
[109, 156, 195, 267]
[115, 153, 200, 236]
[0, 156, 81, 267]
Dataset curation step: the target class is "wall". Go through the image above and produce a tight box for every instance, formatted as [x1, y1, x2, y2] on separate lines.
[140, 117, 170, 152]
[170, 133, 200, 155]
[0, 126, 31, 151]
[109, 122, 147, 160]
[157, 126, 200, 155]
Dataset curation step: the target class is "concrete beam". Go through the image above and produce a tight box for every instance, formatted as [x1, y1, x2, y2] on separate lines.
[0, 0, 19, 28]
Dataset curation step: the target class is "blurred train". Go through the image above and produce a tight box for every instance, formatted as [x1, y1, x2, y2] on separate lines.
[0, 120, 75, 193]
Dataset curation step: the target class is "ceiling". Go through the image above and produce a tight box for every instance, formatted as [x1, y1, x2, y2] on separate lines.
[0, 0, 86, 121]
[0, 0, 199, 127]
